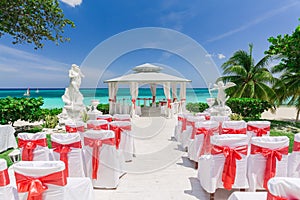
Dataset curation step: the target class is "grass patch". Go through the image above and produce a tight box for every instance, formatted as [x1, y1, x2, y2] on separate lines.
[0, 149, 14, 166]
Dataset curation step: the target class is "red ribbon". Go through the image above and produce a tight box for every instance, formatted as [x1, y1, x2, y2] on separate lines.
[211, 145, 248, 190]
[84, 137, 115, 179]
[0, 169, 10, 186]
[132, 98, 136, 109]
[110, 125, 131, 149]
[52, 141, 82, 177]
[65, 125, 84, 133]
[247, 125, 270, 136]
[152, 96, 156, 105]
[197, 127, 219, 156]
[222, 128, 246, 134]
[18, 138, 47, 161]
[251, 144, 289, 189]
[293, 141, 300, 151]
[87, 123, 108, 130]
[96, 117, 112, 122]
[266, 192, 288, 200]
[205, 115, 211, 120]
[187, 121, 197, 139]
[178, 116, 187, 132]
[109, 98, 115, 102]
[114, 118, 131, 122]
[173, 97, 177, 102]
[15, 170, 67, 200]
[167, 99, 171, 109]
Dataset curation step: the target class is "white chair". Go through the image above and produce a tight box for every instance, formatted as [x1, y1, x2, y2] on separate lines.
[267, 177, 300, 199]
[227, 192, 267, 200]
[51, 133, 85, 177]
[247, 121, 271, 137]
[174, 113, 193, 142]
[13, 161, 94, 200]
[247, 136, 289, 191]
[221, 120, 247, 134]
[87, 119, 108, 130]
[210, 116, 230, 133]
[198, 134, 249, 194]
[18, 132, 50, 161]
[113, 114, 131, 122]
[65, 121, 85, 133]
[288, 133, 300, 177]
[83, 130, 122, 188]
[188, 121, 219, 162]
[0, 159, 18, 200]
[110, 121, 135, 162]
[181, 116, 205, 150]
[96, 114, 113, 122]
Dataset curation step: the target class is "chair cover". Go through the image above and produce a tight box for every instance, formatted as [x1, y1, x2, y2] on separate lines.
[188, 121, 219, 161]
[83, 130, 122, 188]
[247, 136, 289, 191]
[195, 112, 211, 120]
[221, 120, 247, 134]
[18, 132, 50, 161]
[96, 114, 113, 122]
[181, 116, 205, 149]
[65, 121, 85, 133]
[198, 134, 249, 193]
[110, 121, 135, 162]
[247, 121, 271, 137]
[210, 116, 230, 133]
[0, 125, 18, 153]
[87, 120, 108, 130]
[174, 113, 193, 142]
[0, 159, 19, 200]
[288, 133, 300, 178]
[227, 192, 267, 200]
[113, 114, 131, 122]
[267, 177, 300, 200]
[51, 133, 85, 177]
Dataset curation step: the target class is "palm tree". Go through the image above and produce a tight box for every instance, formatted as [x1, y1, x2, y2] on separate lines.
[219, 44, 276, 103]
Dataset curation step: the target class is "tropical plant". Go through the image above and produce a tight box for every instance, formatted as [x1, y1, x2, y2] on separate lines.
[265, 20, 300, 122]
[44, 115, 58, 129]
[219, 44, 276, 103]
[0, 0, 75, 49]
[186, 102, 209, 113]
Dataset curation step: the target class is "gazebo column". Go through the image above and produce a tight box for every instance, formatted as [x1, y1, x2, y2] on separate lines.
[171, 83, 177, 102]
[130, 82, 139, 116]
[180, 82, 186, 113]
[163, 82, 171, 118]
[108, 82, 118, 114]
[150, 83, 157, 107]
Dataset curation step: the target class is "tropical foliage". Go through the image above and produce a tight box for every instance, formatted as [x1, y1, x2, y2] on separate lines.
[0, 0, 74, 49]
[265, 20, 300, 122]
[219, 44, 276, 103]
[186, 102, 209, 113]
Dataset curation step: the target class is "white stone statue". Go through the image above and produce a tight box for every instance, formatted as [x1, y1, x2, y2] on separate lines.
[210, 81, 236, 108]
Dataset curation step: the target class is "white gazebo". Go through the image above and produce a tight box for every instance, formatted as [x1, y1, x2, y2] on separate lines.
[104, 63, 191, 117]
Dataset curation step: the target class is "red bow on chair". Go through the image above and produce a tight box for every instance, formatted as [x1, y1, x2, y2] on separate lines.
[247, 125, 270, 136]
[197, 127, 218, 156]
[222, 128, 246, 134]
[211, 145, 248, 190]
[266, 192, 288, 200]
[110, 125, 131, 149]
[187, 121, 196, 139]
[293, 141, 300, 151]
[18, 138, 47, 161]
[15, 171, 67, 200]
[251, 144, 288, 189]
[0, 168, 10, 186]
[52, 141, 82, 177]
[167, 99, 171, 109]
[84, 137, 115, 179]
[178, 116, 187, 132]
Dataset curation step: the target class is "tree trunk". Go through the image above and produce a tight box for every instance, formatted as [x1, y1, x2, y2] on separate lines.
[296, 108, 300, 123]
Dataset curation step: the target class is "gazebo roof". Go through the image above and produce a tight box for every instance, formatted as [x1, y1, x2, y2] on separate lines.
[104, 63, 191, 83]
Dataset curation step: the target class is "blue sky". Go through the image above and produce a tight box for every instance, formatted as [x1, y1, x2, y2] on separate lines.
[0, 0, 299, 88]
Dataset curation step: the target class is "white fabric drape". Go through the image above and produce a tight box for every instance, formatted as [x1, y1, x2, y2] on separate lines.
[130, 82, 139, 115]
[163, 82, 171, 117]
[150, 84, 157, 107]
[108, 83, 119, 114]
[180, 82, 186, 113]
[171, 83, 177, 102]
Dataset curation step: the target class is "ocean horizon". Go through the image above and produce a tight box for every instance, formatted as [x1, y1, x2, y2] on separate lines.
[0, 88, 215, 109]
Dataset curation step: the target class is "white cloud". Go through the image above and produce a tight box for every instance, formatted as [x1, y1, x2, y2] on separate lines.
[218, 54, 226, 59]
[60, 0, 82, 7]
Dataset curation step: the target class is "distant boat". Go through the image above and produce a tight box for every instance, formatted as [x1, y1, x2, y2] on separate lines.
[24, 88, 30, 96]
[35, 88, 39, 93]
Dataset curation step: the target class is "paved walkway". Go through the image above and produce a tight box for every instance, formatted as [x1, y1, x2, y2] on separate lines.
[94, 115, 234, 200]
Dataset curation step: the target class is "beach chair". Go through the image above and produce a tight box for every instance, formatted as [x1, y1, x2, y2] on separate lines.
[51, 133, 85, 177]
[13, 161, 94, 200]
[0, 159, 18, 200]
[288, 133, 300, 178]
[247, 136, 289, 191]
[17, 132, 50, 161]
[221, 120, 247, 134]
[188, 120, 219, 165]
[198, 134, 249, 196]
[83, 130, 122, 188]
[247, 121, 271, 137]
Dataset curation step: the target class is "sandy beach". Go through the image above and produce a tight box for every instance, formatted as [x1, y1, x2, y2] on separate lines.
[261, 105, 298, 121]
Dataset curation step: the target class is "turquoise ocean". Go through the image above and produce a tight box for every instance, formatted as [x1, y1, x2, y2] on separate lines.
[0, 88, 215, 109]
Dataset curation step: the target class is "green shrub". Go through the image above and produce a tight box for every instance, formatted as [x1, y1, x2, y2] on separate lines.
[44, 115, 58, 128]
[0, 97, 44, 125]
[186, 102, 209, 113]
[226, 98, 272, 120]
[230, 113, 244, 120]
[97, 104, 109, 114]
[41, 108, 62, 116]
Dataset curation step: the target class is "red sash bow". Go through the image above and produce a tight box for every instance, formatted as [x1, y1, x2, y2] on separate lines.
[187, 121, 196, 139]
[266, 192, 288, 200]
[87, 123, 108, 130]
[15, 171, 67, 200]
[114, 118, 131, 122]
[18, 138, 47, 161]
[251, 144, 288, 189]
[222, 128, 246, 134]
[178, 116, 187, 132]
[197, 127, 218, 156]
[65, 125, 84, 133]
[293, 141, 300, 151]
[167, 99, 171, 109]
[211, 145, 248, 190]
[97, 117, 112, 122]
[0, 169, 10, 186]
[110, 125, 131, 149]
[52, 141, 82, 177]
[84, 137, 115, 179]
[247, 125, 270, 136]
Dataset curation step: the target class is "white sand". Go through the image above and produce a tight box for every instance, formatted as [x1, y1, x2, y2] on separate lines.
[261, 106, 298, 121]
